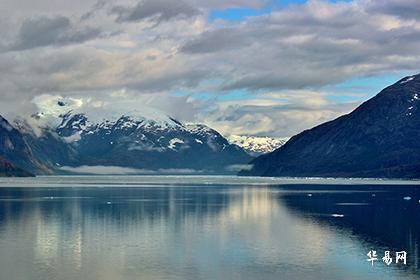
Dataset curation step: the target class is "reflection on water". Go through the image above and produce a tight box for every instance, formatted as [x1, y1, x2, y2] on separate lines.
[0, 182, 419, 280]
[280, 185, 420, 273]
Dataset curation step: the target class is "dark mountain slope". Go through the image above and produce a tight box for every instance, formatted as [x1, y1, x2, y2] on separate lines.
[0, 156, 34, 177]
[0, 115, 48, 174]
[240, 74, 420, 178]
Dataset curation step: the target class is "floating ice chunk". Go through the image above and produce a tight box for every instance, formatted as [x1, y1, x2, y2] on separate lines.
[106, 201, 112, 205]
[307, 193, 312, 197]
[403, 196, 411, 201]
[331, 214, 344, 218]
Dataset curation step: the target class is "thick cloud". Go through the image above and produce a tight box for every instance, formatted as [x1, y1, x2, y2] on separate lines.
[10, 16, 102, 51]
[189, 0, 264, 9]
[365, 0, 420, 20]
[180, 0, 420, 91]
[0, 0, 419, 137]
[181, 28, 250, 53]
[197, 91, 361, 137]
[111, 0, 200, 24]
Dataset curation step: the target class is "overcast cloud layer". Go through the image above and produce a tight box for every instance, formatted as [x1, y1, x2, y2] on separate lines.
[0, 0, 419, 137]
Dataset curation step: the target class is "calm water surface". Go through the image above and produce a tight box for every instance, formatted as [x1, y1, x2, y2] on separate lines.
[0, 176, 419, 280]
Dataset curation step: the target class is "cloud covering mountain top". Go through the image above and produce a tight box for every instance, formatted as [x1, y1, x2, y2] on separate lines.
[0, 0, 419, 137]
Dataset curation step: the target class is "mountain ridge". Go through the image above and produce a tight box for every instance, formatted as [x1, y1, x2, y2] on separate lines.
[9, 102, 252, 174]
[228, 135, 288, 156]
[0, 115, 49, 175]
[240, 73, 420, 178]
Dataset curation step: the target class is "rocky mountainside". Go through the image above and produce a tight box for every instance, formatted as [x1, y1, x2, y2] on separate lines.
[13, 100, 252, 174]
[0, 156, 34, 177]
[0, 115, 47, 175]
[228, 135, 288, 156]
[240, 74, 420, 178]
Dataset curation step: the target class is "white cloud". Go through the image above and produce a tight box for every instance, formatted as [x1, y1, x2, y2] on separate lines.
[0, 0, 419, 138]
[196, 90, 360, 137]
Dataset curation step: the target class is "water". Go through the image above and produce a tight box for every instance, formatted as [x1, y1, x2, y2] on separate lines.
[0, 176, 419, 280]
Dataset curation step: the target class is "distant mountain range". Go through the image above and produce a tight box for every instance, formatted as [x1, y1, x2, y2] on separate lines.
[240, 73, 420, 178]
[0, 101, 252, 176]
[3, 73, 420, 178]
[228, 135, 288, 156]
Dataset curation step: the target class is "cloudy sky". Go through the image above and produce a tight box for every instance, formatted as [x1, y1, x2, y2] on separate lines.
[0, 0, 419, 137]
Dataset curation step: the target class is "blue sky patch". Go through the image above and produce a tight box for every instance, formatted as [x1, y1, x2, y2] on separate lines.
[209, 7, 271, 21]
[323, 72, 413, 102]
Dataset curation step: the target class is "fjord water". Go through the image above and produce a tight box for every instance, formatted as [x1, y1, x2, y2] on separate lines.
[0, 176, 419, 280]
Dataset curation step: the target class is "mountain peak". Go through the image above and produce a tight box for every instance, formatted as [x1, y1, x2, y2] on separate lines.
[30, 94, 179, 130]
[240, 73, 420, 178]
[0, 115, 13, 132]
[397, 73, 419, 85]
[228, 135, 288, 156]
[378, 73, 420, 98]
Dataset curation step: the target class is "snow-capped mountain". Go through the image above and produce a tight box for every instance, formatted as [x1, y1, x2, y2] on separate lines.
[14, 97, 252, 174]
[228, 135, 288, 156]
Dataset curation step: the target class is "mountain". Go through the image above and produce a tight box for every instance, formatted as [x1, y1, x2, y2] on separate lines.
[16, 99, 252, 174]
[240, 74, 420, 178]
[0, 156, 34, 177]
[0, 115, 48, 174]
[228, 135, 288, 156]
[14, 119, 80, 171]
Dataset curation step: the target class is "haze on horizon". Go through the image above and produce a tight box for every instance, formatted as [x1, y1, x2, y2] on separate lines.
[0, 0, 419, 138]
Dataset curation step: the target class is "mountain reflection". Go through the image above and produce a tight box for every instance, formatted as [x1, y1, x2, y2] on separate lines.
[0, 184, 418, 280]
[278, 184, 420, 273]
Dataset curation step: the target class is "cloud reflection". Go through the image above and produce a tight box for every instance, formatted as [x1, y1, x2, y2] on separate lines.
[0, 185, 418, 279]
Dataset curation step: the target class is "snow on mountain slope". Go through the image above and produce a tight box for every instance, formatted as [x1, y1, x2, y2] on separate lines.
[31, 94, 180, 131]
[228, 135, 288, 156]
[14, 95, 252, 174]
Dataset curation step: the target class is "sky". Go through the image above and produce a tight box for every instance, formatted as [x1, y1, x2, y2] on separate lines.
[0, 0, 419, 137]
